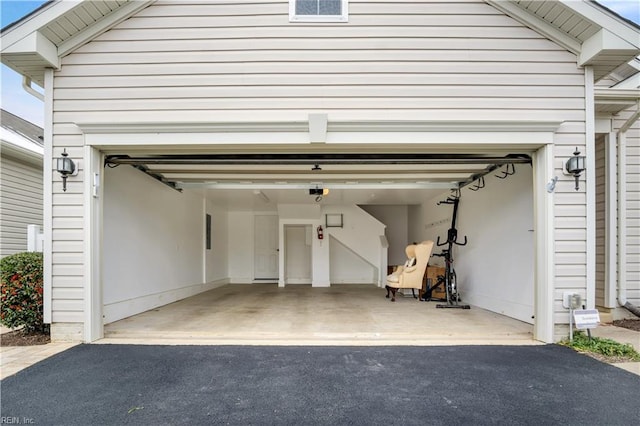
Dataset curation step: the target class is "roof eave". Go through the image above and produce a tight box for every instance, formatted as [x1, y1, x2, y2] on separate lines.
[487, 0, 640, 81]
[0, 0, 155, 86]
[595, 87, 640, 114]
[579, 29, 640, 81]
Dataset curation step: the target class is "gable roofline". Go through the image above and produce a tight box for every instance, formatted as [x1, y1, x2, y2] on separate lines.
[571, 0, 640, 41]
[0, 109, 44, 165]
[1, 0, 638, 86]
[1, 1, 54, 33]
[589, 0, 640, 31]
[486, 0, 640, 81]
[485, 0, 582, 54]
[0, 109, 44, 147]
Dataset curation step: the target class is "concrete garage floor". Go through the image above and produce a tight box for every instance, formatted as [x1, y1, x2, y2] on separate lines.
[101, 284, 537, 345]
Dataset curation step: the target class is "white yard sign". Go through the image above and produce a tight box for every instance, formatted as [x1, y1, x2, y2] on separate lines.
[573, 309, 600, 330]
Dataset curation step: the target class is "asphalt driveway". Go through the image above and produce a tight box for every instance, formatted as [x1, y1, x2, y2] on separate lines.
[1, 344, 639, 425]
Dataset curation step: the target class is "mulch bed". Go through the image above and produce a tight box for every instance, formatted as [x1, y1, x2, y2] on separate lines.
[613, 318, 640, 332]
[0, 330, 50, 346]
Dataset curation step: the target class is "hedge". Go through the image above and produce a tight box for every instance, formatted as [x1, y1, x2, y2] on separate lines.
[0, 252, 45, 333]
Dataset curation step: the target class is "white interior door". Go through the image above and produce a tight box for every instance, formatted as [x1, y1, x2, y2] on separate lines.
[254, 215, 278, 280]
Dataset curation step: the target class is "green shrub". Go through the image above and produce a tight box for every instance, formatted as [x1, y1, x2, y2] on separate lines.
[0, 252, 45, 333]
[561, 330, 640, 361]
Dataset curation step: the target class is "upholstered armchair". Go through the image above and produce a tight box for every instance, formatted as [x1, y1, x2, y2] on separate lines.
[385, 240, 434, 301]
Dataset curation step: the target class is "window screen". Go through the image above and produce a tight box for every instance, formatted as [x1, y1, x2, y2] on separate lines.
[290, 0, 348, 22]
[296, 0, 342, 16]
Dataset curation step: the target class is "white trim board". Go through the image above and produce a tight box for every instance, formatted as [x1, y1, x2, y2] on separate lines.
[103, 279, 229, 324]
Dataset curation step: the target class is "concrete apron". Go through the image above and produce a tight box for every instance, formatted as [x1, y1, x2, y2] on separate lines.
[100, 284, 537, 346]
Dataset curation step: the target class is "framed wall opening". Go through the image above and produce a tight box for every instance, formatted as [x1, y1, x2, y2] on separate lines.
[83, 144, 553, 343]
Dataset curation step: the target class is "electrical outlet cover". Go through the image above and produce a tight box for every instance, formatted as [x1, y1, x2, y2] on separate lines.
[563, 291, 575, 309]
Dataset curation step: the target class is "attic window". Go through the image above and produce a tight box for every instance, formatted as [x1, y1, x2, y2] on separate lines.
[289, 0, 348, 22]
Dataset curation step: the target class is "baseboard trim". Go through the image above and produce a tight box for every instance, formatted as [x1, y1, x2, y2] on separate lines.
[104, 278, 229, 324]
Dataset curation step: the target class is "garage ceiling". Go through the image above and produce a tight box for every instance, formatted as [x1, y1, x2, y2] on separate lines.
[105, 152, 532, 210]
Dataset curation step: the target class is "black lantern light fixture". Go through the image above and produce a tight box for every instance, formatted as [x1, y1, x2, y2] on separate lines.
[565, 147, 586, 191]
[56, 148, 76, 192]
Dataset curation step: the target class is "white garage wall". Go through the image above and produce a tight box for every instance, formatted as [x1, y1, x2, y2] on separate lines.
[329, 237, 376, 284]
[205, 199, 229, 283]
[103, 165, 217, 323]
[227, 210, 255, 283]
[410, 195, 453, 269]
[417, 165, 534, 323]
[360, 205, 409, 265]
[285, 225, 312, 283]
[227, 204, 385, 285]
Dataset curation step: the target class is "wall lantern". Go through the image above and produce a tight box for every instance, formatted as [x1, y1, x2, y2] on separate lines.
[565, 148, 586, 191]
[56, 148, 76, 192]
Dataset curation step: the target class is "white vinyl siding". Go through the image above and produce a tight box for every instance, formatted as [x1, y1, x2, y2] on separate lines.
[50, 128, 85, 323]
[54, 0, 584, 123]
[614, 108, 640, 305]
[0, 156, 43, 257]
[50, 0, 588, 338]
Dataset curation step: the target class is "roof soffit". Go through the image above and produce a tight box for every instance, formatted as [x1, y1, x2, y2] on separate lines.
[485, 0, 582, 53]
[486, 0, 640, 81]
[558, 0, 640, 48]
[611, 73, 640, 89]
[594, 87, 640, 113]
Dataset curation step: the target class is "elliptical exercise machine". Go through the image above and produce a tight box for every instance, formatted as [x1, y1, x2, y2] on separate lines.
[421, 193, 470, 309]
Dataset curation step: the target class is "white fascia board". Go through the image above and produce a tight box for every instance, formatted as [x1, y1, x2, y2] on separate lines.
[559, 0, 640, 49]
[484, 0, 581, 54]
[324, 132, 554, 147]
[0, 140, 43, 166]
[79, 120, 561, 150]
[77, 120, 562, 134]
[2, 31, 59, 68]
[326, 120, 563, 133]
[595, 87, 640, 100]
[85, 132, 311, 147]
[579, 29, 640, 67]
[58, 1, 156, 57]
[85, 132, 551, 152]
[0, 127, 44, 156]
[77, 121, 309, 134]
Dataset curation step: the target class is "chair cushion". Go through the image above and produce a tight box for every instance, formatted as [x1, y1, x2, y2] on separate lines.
[404, 257, 416, 268]
[387, 274, 400, 283]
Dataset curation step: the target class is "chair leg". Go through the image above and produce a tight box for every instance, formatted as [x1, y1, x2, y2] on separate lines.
[384, 285, 398, 301]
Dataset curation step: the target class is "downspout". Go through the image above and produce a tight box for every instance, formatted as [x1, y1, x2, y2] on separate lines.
[22, 76, 44, 101]
[585, 67, 596, 310]
[617, 100, 640, 318]
[42, 69, 54, 326]
[21, 72, 50, 323]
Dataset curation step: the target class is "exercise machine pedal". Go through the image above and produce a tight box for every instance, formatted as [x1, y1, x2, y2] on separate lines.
[436, 303, 470, 309]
